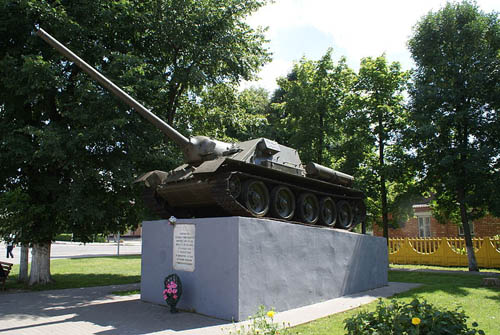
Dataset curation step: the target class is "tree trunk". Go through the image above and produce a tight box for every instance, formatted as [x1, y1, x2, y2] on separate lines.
[29, 242, 53, 285]
[18, 244, 29, 283]
[380, 174, 389, 243]
[378, 113, 389, 244]
[457, 188, 479, 272]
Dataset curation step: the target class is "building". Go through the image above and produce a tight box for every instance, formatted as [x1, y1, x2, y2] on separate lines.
[373, 201, 500, 238]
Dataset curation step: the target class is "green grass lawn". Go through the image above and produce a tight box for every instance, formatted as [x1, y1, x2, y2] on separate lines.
[3, 255, 141, 291]
[292, 270, 500, 334]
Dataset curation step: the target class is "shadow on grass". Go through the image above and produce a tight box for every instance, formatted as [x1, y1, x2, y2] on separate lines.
[484, 288, 500, 302]
[388, 270, 500, 298]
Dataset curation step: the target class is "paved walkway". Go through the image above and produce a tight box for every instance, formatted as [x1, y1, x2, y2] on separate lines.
[0, 282, 419, 335]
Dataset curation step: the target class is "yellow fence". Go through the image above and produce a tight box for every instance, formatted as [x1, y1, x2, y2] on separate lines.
[388, 237, 500, 268]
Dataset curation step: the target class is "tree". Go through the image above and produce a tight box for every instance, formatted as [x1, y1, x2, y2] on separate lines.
[349, 55, 411, 240]
[270, 49, 356, 166]
[0, 0, 270, 284]
[407, 1, 500, 271]
[0, 0, 155, 285]
[138, 0, 271, 126]
[233, 87, 272, 139]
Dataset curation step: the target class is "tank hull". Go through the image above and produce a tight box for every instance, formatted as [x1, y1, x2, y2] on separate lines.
[139, 158, 365, 230]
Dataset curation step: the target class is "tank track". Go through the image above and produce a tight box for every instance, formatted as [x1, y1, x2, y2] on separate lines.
[141, 170, 365, 230]
[212, 172, 251, 217]
[211, 172, 360, 229]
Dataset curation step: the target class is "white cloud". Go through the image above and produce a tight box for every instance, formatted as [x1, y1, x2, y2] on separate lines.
[245, 0, 499, 92]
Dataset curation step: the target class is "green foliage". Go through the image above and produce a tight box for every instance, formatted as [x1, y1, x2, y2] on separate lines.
[134, 0, 272, 125]
[0, 0, 153, 245]
[271, 49, 356, 166]
[270, 51, 416, 233]
[407, 1, 499, 270]
[407, 1, 500, 218]
[344, 298, 484, 335]
[225, 305, 295, 335]
[346, 55, 414, 234]
[181, 84, 270, 142]
[53, 233, 72, 242]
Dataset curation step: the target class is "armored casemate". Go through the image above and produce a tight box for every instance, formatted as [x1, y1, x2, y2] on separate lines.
[37, 28, 365, 230]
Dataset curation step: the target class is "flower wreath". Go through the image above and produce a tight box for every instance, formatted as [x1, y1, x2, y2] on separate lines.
[163, 273, 182, 313]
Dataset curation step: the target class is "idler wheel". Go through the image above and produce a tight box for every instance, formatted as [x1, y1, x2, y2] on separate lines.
[241, 180, 270, 217]
[336, 200, 353, 229]
[228, 175, 241, 199]
[270, 186, 296, 220]
[319, 197, 337, 227]
[296, 193, 319, 224]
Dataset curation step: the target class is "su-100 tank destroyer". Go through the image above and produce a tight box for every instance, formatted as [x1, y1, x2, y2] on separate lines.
[37, 28, 366, 230]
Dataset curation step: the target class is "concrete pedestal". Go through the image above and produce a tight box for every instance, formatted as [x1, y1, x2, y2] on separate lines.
[141, 217, 388, 321]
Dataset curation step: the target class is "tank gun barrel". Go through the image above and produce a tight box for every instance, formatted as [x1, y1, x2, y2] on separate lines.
[36, 27, 190, 149]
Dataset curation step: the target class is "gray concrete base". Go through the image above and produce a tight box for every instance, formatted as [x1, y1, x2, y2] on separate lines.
[141, 217, 388, 321]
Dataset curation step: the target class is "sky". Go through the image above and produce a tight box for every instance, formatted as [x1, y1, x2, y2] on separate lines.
[243, 0, 499, 92]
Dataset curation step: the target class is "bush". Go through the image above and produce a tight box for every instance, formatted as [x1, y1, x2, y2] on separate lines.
[93, 235, 107, 243]
[344, 298, 484, 335]
[54, 233, 73, 241]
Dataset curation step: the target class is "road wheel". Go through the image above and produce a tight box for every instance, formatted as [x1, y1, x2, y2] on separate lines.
[319, 197, 337, 227]
[296, 193, 319, 224]
[241, 180, 270, 217]
[270, 186, 295, 220]
[228, 175, 241, 199]
[336, 200, 353, 229]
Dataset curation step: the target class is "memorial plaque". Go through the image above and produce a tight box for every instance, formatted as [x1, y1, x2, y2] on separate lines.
[173, 224, 195, 272]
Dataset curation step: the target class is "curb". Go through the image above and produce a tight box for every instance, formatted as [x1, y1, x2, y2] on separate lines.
[52, 241, 141, 246]
[390, 267, 500, 277]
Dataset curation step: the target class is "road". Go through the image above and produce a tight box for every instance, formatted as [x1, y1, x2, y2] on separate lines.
[0, 240, 141, 265]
